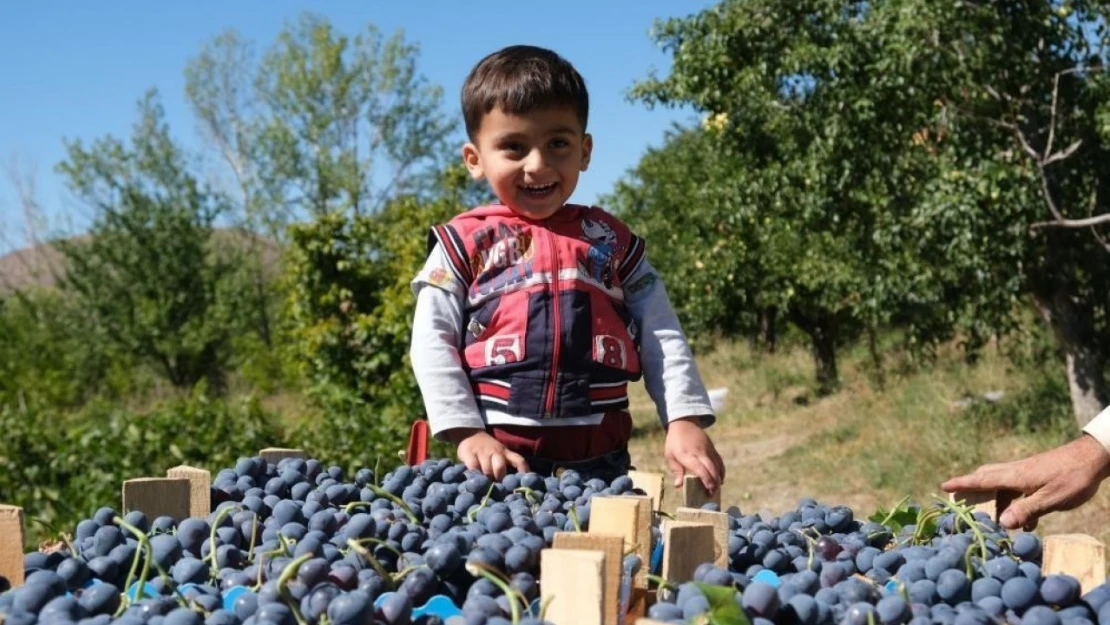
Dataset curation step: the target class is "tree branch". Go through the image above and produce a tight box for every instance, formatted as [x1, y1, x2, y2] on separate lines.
[1030, 213, 1110, 230]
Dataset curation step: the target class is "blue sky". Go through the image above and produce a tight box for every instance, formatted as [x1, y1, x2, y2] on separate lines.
[0, 1, 713, 253]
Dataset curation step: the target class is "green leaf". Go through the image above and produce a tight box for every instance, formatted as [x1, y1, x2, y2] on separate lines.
[869, 497, 917, 534]
[694, 583, 752, 625]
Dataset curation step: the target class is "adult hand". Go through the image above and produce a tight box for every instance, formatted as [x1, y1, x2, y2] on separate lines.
[941, 434, 1110, 530]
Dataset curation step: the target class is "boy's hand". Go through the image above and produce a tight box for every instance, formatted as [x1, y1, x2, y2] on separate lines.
[447, 428, 530, 480]
[664, 417, 726, 495]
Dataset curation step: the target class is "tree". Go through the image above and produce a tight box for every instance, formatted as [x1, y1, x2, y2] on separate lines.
[918, 0, 1110, 426]
[623, 1, 960, 392]
[55, 91, 238, 391]
[282, 183, 460, 465]
[628, 0, 1110, 422]
[183, 14, 459, 373]
[185, 13, 457, 229]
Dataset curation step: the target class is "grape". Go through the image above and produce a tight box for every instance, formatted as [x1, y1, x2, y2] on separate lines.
[164, 608, 204, 625]
[978, 596, 1005, 617]
[401, 569, 437, 606]
[326, 591, 373, 625]
[816, 588, 840, 606]
[839, 578, 878, 604]
[744, 581, 781, 618]
[876, 595, 911, 625]
[378, 591, 413, 625]
[1021, 561, 1044, 584]
[844, 602, 878, 625]
[875, 551, 906, 574]
[898, 560, 928, 584]
[39, 595, 85, 623]
[1022, 605, 1062, 625]
[972, 577, 1003, 602]
[909, 579, 939, 605]
[646, 598, 683, 621]
[1002, 576, 1041, 611]
[1013, 534, 1043, 561]
[782, 593, 818, 625]
[820, 562, 848, 588]
[503, 545, 534, 574]
[937, 569, 972, 605]
[1042, 575, 1082, 607]
[987, 557, 1021, 582]
[682, 594, 711, 619]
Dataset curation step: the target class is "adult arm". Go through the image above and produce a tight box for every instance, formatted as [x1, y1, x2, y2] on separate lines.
[941, 406, 1110, 529]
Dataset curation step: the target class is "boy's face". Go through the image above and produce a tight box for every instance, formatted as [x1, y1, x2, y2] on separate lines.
[462, 106, 592, 221]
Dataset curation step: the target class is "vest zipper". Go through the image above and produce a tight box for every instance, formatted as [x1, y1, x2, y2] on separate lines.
[545, 227, 561, 418]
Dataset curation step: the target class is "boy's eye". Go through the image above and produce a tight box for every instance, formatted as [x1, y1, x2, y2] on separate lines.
[550, 138, 570, 149]
[501, 142, 526, 154]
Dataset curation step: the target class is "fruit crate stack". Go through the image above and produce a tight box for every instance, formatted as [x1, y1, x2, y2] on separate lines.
[1, 447, 1107, 625]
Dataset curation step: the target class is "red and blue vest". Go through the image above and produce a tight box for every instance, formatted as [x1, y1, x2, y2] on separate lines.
[429, 203, 646, 421]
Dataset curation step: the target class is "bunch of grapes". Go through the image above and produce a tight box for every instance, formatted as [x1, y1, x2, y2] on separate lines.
[0, 456, 1105, 625]
[649, 498, 1104, 625]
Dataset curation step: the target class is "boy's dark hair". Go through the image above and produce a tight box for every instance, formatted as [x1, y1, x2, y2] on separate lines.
[461, 45, 589, 140]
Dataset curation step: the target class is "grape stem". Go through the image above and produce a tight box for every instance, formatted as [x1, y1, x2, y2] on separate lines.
[113, 515, 153, 613]
[567, 504, 583, 533]
[465, 560, 523, 623]
[366, 485, 419, 524]
[245, 514, 260, 564]
[275, 552, 313, 625]
[935, 495, 990, 578]
[346, 538, 396, 589]
[467, 482, 499, 524]
[206, 504, 242, 580]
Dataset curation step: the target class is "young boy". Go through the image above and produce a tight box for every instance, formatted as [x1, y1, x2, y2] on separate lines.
[409, 45, 725, 494]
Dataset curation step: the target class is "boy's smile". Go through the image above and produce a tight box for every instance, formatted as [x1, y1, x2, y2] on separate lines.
[462, 107, 592, 221]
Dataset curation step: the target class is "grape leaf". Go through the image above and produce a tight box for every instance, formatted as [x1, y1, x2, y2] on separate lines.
[869, 497, 916, 533]
[693, 582, 752, 625]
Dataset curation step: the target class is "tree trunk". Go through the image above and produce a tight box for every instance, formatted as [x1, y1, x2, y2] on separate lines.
[867, 325, 886, 391]
[761, 306, 778, 354]
[811, 316, 839, 396]
[1033, 288, 1109, 428]
[788, 309, 841, 395]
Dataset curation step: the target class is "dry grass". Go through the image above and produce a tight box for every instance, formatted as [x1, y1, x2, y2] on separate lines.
[626, 337, 1110, 544]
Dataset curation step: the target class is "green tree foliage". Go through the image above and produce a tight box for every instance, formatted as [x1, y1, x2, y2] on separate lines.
[184, 13, 457, 230]
[909, 1, 1110, 426]
[284, 176, 463, 468]
[55, 92, 240, 391]
[620, 0, 1110, 414]
[0, 390, 285, 545]
[0, 289, 133, 408]
[183, 13, 459, 401]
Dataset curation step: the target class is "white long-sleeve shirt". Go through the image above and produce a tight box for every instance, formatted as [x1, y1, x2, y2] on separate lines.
[410, 242, 716, 441]
[1082, 406, 1110, 451]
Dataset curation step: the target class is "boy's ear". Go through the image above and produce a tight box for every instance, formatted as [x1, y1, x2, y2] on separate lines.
[462, 143, 484, 180]
[580, 133, 593, 172]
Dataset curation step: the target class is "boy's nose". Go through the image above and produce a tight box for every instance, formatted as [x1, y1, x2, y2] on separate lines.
[523, 150, 547, 173]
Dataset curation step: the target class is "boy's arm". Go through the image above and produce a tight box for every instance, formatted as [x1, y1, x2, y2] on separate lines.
[623, 257, 716, 427]
[409, 246, 487, 440]
[624, 255, 725, 493]
[410, 244, 531, 478]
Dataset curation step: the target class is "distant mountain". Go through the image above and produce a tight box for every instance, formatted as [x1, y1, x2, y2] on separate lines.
[0, 229, 283, 294]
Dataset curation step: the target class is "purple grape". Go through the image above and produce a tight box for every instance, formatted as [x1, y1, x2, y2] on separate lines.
[1022, 605, 1062, 625]
[937, 569, 972, 605]
[876, 595, 911, 625]
[1041, 575, 1081, 607]
[1013, 534, 1043, 561]
[743, 581, 780, 619]
[1002, 576, 1041, 611]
